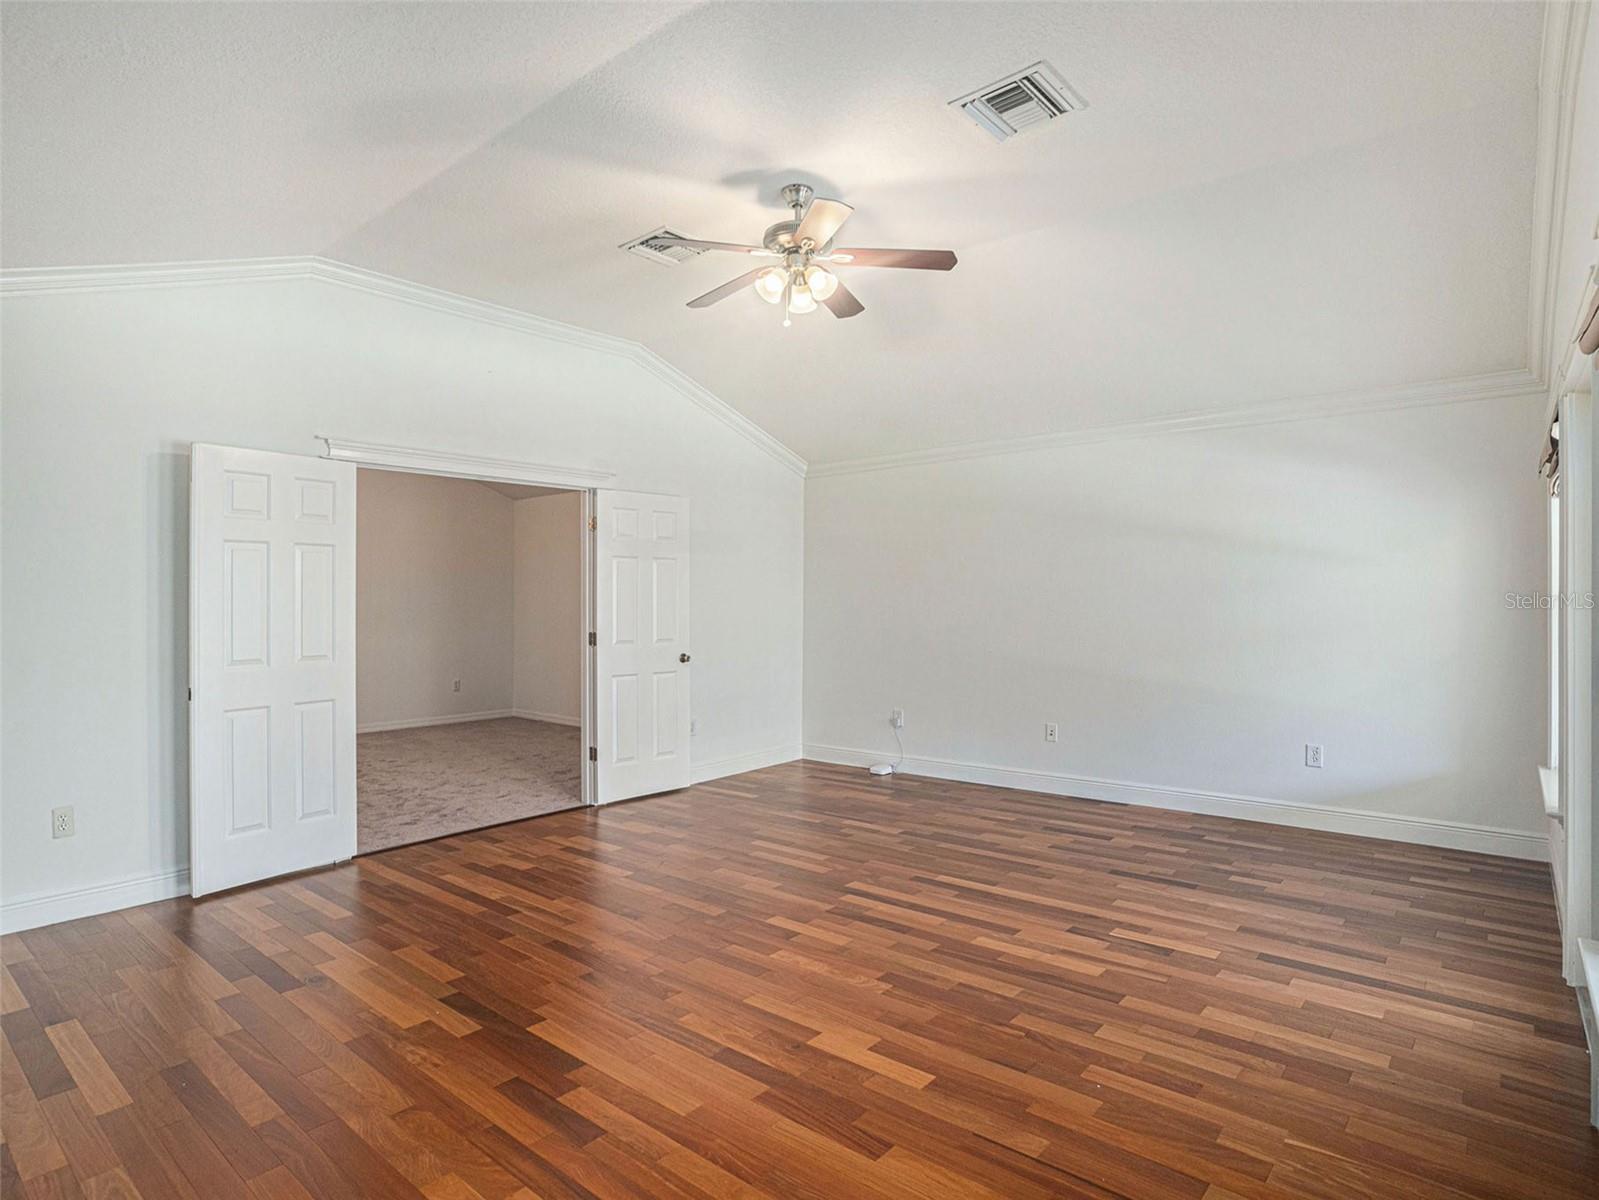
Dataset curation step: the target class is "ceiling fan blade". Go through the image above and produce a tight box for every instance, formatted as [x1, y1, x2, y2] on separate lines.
[822, 279, 864, 318]
[794, 198, 853, 249]
[653, 236, 775, 256]
[828, 248, 957, 271]
[686, 268, 764, 308]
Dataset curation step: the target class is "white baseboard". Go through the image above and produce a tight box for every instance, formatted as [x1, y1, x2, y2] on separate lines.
[0, 737, 797, 935]
[692, 743, 803, 785]
[1, 867, 191, 935]
[357, 709, 514, 734]
[511, 708, 581, 727]
[6, 746, 1534, 935]
[803, 744, 1548, 861]
[1578, 940, 1599, 1128]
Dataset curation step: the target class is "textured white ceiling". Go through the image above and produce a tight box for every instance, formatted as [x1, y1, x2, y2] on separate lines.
[3, 2, 1543, 464]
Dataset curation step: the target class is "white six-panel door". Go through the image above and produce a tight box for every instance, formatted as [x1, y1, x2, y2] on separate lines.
[190, 445, 356, 896]
[594, 491, 690, 803]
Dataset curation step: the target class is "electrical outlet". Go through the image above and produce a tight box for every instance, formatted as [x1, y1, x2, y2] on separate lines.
[51, 806, 75, 839]
[890, 708, 905, 729]
[1305, 743, 1324, 769]
[1044, 722, 1059, 743]
[452, 679, 462, 693]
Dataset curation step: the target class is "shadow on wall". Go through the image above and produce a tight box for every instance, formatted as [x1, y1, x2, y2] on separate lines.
[152, 446, 191, 876]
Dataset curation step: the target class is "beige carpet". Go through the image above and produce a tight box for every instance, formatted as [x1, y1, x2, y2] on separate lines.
[358, 717, 582, 853]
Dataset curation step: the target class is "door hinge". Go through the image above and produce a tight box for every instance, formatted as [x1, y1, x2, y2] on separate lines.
[187, 687, 192, 702]
[588, 515, 597, 532]
[588, 631, 596, 647]
[589, 746, 598, 762]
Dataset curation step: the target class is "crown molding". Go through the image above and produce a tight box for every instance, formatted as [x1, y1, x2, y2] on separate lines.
[310, 262, 806, 474]
[622, 346, 806, 477]
[0, 256, 320, 294]
[807, 368, 1546, 479]
[0, 255, 809, 478]
[1, 258, 1551, 483]
[1529, 0, 1592, 393]
[307, 258, 638, 358]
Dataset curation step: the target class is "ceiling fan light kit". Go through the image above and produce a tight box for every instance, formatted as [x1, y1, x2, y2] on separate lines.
[644, 181, 958, 327]
[754, 267, 787, 303]
[804, 264, 838, 300]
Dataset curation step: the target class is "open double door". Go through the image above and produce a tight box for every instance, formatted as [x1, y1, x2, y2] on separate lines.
[188, 444, 690, 896]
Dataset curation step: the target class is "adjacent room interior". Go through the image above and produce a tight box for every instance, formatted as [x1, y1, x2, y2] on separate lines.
[355, 468, 584, 852]
[2, 3, 1598, 1197]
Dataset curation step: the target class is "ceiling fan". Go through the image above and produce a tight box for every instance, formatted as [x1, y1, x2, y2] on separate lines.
[653, 183, 957, 326]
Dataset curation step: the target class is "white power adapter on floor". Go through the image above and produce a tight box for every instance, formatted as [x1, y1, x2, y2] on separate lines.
[869, 709, 905, 777]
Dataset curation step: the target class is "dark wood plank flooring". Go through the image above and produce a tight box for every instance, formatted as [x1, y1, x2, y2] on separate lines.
[3, 761, 1594, 1199]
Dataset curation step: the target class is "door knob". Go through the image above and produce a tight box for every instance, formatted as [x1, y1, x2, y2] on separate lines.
[679, 653, 691, 663]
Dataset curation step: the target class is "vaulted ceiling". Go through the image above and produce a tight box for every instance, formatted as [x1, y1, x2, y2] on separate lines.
[2, 2, 1544, 465]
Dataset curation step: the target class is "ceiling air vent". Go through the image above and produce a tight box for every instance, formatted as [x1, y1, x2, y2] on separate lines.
[620, 227, 704, 266]
[950, 61, 1085, 143]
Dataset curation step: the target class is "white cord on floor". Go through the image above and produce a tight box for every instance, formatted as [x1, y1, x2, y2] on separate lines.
[869, 718, 906, 777]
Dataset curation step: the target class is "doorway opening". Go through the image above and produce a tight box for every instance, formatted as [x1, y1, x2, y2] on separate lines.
[354, 468, 584, 853]
[188, 439, 692, 897]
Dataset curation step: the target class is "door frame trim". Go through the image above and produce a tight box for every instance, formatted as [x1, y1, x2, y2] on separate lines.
[319, 437, 603, 808]
[318, 437, 614, 492]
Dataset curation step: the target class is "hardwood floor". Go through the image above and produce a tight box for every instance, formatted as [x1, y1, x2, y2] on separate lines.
[2, 761, 1594, 1199]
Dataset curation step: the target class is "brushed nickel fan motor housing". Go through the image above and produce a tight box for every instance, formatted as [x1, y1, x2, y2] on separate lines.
[765, 183, 833, 256]
[762, 220, 803, 255]
[778, 182, 814, 213]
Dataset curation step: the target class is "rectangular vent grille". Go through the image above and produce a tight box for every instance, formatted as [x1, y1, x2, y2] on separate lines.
[950, 61, 1085, 143]
[620, 227, 704, 266]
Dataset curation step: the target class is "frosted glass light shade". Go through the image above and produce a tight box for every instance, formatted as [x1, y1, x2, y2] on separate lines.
[754, 267, 786, 304]
[804, 265, 838, 300]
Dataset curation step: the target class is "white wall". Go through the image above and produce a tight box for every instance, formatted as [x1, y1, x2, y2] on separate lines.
[805, 395, 1548, 857]
[513, 492, 582, 724]
[0, 271, 805, 924]
[357, 469, 515, 731]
